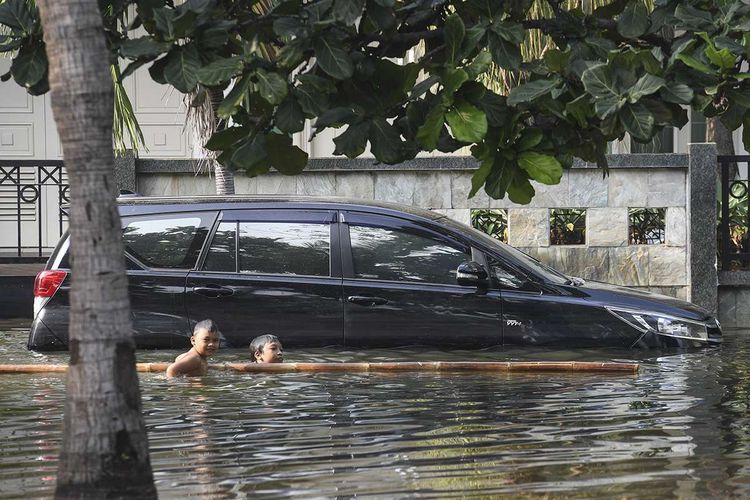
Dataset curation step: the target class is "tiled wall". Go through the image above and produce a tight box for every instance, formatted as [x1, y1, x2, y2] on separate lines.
[138, 163, 689, 299]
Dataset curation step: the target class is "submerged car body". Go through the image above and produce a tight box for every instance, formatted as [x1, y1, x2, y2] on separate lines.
[28, 196, 722, 350]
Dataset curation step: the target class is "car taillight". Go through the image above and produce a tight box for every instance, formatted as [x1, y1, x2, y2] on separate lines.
[33, 270, 67, 298]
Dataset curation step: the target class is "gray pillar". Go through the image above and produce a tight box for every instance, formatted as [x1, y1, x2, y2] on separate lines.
[687, 143, 718, 314]
[113, 149, 136, 193]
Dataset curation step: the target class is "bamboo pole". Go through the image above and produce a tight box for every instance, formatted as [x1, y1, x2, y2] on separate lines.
[0, 361, 639, 374]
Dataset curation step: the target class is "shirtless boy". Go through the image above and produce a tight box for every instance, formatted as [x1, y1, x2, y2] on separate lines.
[166, 319, 220, 377]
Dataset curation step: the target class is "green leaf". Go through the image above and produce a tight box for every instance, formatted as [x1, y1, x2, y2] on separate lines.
[517, 152, 563, 185]
[205, 127, 247, 151]
[120, 37, 172, 59]
[619, 103, 654, 141]
[617, 1, 649, 38]
[543, 49, 570, 73]
[369, 118, 404, 164]
[705, 45, 736, 71]
[443, 68, 468, 96]
[196, 57, 244, 86]
[726, 89, 750, 109]
[465, 50, 492, 80]
[332, 0, 365, 24]
[267, 133, 308, 175]
[659, 82, 693, 104]
[581, 64, 624, 118]
[478, 91, 508, 127]
[491, 21, 524, 44]
[674, 4, 714, 30]
[446, 101, 487, 143]
[488, 32, 520, 70]
[507, 79, 559, 105]
[445, 13, 465, 64]
[229, 134, 269, 174]
[742, 114, 750, 153]
[628, 73, 665, 102]
[460, 27, 487, 61]
[416, 105, 445, 150]
[295, 75, 334, 115]
[315, 106, 357, 127]
[314, 36, 353, 80]
[216, 74, 252, 119]
[333, 122, 370, 158]
[11, 42, 46, 88]
[675, 53, 716, 75]
[255, 68, 288, 105]
[0, 0, 35, 34]
[275, 98, 305, 133]
[0, 34, 22, 53]
[469, 156, 494, 198]
[152, 8, 175, 40]
[565, 94, 592, 127]
[163, 45, 200, 93]
[516, 129, 543, 151]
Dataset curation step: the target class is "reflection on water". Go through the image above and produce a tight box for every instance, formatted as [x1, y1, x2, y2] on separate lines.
[1, 318, 750, 497]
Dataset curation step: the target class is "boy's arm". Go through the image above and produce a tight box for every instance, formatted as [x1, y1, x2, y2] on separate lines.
[165, 354, 202, 377]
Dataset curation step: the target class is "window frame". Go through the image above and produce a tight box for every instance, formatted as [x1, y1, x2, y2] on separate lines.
[197, 209, 340, 278]
[340, 211, 475, 286]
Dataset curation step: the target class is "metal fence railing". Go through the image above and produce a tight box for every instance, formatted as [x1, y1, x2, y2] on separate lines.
[719, 155, 750, 270]
[0, 160, 68, 258]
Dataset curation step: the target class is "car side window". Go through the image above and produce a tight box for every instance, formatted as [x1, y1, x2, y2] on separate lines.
[349, 225, 469, 284]
[487, 256, 532, 290]
[203, 222, 237, 272]
[204, 221, 331, 276]
[122, 213, 212, 269]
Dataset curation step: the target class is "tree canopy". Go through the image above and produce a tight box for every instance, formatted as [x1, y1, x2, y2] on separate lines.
[2, 0, 750, 203]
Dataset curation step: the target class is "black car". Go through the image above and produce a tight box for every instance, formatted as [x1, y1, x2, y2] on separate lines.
[28, 196, 722, 350]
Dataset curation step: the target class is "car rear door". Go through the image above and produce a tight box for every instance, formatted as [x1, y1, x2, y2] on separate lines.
[185, 209, 344, 348]
[121, 211, 217, 347]
[340, 211, 502, 347]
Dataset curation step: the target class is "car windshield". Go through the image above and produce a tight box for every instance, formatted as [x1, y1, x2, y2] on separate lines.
[436, 216, 571, 285]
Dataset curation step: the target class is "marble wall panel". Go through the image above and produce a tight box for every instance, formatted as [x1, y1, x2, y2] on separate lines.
[431, 208, 471, 226]
[335, 172, 374, 199]
[374, 172, 451, 208]
[666, 207, 686, 246]
[233, 175, 258, 194]
[508, 209, 548, 247]
[648, 170, 686, 207]
[176, 174, 214, 195]
[256, 174, 297, 195]
[731, 289, 750, 328]
[609, 246, 649, 286]
[528, 177, 570, 208]
[138, 174, 179, 196]
[451, 171, 490, 208]
[568, 170, 608, 207]
[588, 207, 628, 247]
[718, 288, 738, 327]
[608, 170, 649, 207]
[648, 246, 687, 286]
[297, 173, 336, 196]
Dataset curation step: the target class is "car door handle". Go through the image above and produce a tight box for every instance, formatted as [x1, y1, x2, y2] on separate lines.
[192, 285, 234, 298]
[347, 295, 388, 306]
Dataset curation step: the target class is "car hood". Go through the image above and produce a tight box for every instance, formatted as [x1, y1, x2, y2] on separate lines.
[570, 280, 711, 321]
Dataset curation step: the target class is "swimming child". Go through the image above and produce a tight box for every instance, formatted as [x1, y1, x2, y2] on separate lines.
[249, 334, 284, 363]
[166, 319, 220, 377]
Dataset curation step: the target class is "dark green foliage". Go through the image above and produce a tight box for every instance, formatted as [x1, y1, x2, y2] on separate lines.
[6, 0, 750, 197]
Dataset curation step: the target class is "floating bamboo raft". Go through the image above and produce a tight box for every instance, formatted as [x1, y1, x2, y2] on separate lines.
[0, 361, 639, 374]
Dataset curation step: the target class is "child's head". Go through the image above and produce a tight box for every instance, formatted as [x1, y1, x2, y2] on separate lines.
[191, 319, 220, 357]
[249, 334, 283, 363]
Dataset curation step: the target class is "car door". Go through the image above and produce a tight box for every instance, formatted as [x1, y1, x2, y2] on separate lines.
[341, 211, 502, 347]
[185, 209, 344, 347]
[121, 211, 217, 347]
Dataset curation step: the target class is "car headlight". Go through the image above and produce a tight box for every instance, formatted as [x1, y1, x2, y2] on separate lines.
[605, 307, 709, 342]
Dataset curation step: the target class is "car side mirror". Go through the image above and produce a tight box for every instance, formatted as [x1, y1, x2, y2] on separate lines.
[456, 261, 488, 287]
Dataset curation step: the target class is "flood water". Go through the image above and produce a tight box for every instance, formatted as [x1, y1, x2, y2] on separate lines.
[2, 318, 750, 498]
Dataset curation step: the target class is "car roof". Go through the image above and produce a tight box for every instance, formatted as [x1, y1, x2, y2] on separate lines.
[117, 195, 450, 223]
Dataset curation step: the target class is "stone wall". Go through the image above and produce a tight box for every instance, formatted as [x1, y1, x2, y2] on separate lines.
[136, 154, 694, 300]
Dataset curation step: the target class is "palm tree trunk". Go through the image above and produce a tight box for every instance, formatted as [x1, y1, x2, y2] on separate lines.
[209, 87, 235, 194]
[707, 116, 737, 178]
[35, 0, 156, 497]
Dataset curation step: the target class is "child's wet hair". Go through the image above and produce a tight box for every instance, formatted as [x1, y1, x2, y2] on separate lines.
[193, 319, 219, 335]
[249, 334, 280, 362]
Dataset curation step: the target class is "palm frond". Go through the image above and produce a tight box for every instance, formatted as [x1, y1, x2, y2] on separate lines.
[111, 64, 146, 156]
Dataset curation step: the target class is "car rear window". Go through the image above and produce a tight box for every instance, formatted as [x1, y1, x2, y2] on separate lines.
[122, 213, 214, 269]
